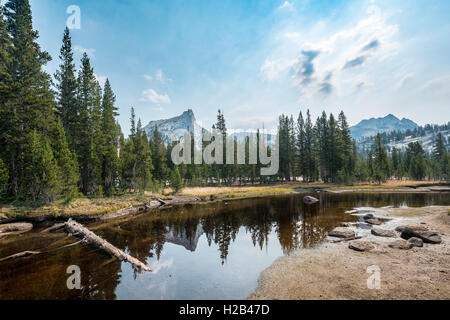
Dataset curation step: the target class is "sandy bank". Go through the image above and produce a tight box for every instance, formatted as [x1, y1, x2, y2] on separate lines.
[249, 206, 450, 300]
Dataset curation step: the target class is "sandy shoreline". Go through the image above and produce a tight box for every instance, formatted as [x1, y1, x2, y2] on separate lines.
[248, 206, 450, 300]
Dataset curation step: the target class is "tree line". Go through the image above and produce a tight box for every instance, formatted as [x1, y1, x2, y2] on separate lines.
[0, 0, 448, 205]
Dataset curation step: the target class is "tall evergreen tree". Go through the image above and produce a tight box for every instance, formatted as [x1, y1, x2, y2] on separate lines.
[150, 126, 167, 183]
[53, 117, 79, 199]
[4, 0, 56, 198]
[373, 134, 390, 183]
[54, 27, 77, 144]
[76, 53, 101, 195]
[101, 79, 119, 196]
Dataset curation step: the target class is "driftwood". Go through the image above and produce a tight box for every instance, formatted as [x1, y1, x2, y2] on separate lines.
[332, 236, 363, 243]
[157, 198, 168, 206]
[64, 219, 152, 273]
[40, 223, 65, 234]
[0, 251, 41, 262]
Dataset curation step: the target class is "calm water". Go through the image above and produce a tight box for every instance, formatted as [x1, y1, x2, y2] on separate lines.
[0, 192, 448, 300]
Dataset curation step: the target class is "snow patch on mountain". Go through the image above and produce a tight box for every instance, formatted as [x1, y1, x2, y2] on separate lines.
[350, 114, 419, 140]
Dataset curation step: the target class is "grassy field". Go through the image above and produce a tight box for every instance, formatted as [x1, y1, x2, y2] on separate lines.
[0, 180, 447, 220]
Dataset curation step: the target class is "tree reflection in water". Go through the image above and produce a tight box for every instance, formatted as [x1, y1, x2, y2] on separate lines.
[0, 192, 447, 299]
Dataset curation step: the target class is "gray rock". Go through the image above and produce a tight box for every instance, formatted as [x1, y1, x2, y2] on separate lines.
[371, 228, 397, 238]
[400, 228, 442, 244]
[366, 219, 383, 226]
[363, 213, 375, 220]
[329, 227, 355, 239]
[341, 222, 351, 227]
[395, 224, 428, 233]
[349, 241, 375, 252]
[303, 196, 319, 205]
[408, 237, 424, 248]
[389, 240, 413, 250]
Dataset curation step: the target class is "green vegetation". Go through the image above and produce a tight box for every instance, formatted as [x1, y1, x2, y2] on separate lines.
[0, 0, 448, 208]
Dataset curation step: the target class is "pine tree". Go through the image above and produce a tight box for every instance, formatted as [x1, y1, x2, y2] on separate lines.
[316, 112, 330, 182]
[0, 157, 8, 195]
[304, 110, 317, 182]
[337, 111, 353, 182]
[171, 167, 183, 193]
[4, 0, 56, 197]
[432, 133, 448, 179]
[150, 126, 167, 184]
[101, 79, 119, 196]
[23, 130, 60, 203]
[53, 117, 79, 199]
[76, 53, 101, 195]
[0, 6, 12, 195]
[54, 27, 77, 144]
[134, 119, 153, 192]
[296, 111, 306, 180]
[373, 134, 390, 184]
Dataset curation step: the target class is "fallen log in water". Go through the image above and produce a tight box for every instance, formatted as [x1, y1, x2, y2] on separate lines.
[0, 251, 41, 263]
[157, 198, 168, 207]
[64, 219, 152, 273]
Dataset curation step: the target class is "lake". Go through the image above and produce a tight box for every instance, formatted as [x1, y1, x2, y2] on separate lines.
[0, 192, 448, 300]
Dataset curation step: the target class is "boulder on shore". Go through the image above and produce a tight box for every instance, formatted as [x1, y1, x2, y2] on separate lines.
[349, 241, 375, 252]
[371, 228, 397, 238]
[401, 228, 442, 244]
[329, 227, 355, 239]
[303, 196, 319, 205]
[395, 225, 428, 233]
[389, 240, 413, 250]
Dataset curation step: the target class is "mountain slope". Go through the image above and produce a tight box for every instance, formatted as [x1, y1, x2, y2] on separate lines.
[143, 109, 205, 142]
[350, 114, 419, 140]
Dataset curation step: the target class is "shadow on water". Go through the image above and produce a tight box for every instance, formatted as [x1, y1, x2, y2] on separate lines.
[0, 192, 448, 300]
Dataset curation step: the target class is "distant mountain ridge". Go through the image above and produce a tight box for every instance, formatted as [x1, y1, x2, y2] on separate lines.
[143, 110, 273, 143]
[350, 114, 419, 140]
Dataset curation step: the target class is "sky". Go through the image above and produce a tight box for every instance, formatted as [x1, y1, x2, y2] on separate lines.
[24, 0, 450, 135]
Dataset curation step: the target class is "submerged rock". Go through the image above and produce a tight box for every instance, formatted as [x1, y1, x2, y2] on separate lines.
[389, 240, 413, 250]
[363, 213, 375, 220]
[371, 228, 397, 238]
[408, 237, 424, 248]
[329, 227, 355, 238]
[349, 241, 375, 252]
[303, 196, 319, 205]
[366, 219, 383, 226]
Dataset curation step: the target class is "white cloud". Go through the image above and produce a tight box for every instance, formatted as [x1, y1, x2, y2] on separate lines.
[73, 45, 96, 58]
[143, 69, 173, 84]
[94, 73, 107, 88]
[421, 76, 450, 97]
[141, 88, 171, 104]
[148, 258, 173, 274]
[396, 72, 415, 90]
[262, 4, 399, 100]
[155, 69, 173, 84]
[260, 58, 296, 81]
[279, 1, 294, 10]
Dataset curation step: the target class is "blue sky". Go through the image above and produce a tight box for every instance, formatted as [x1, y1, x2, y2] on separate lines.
[25, 0, 450, 135]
